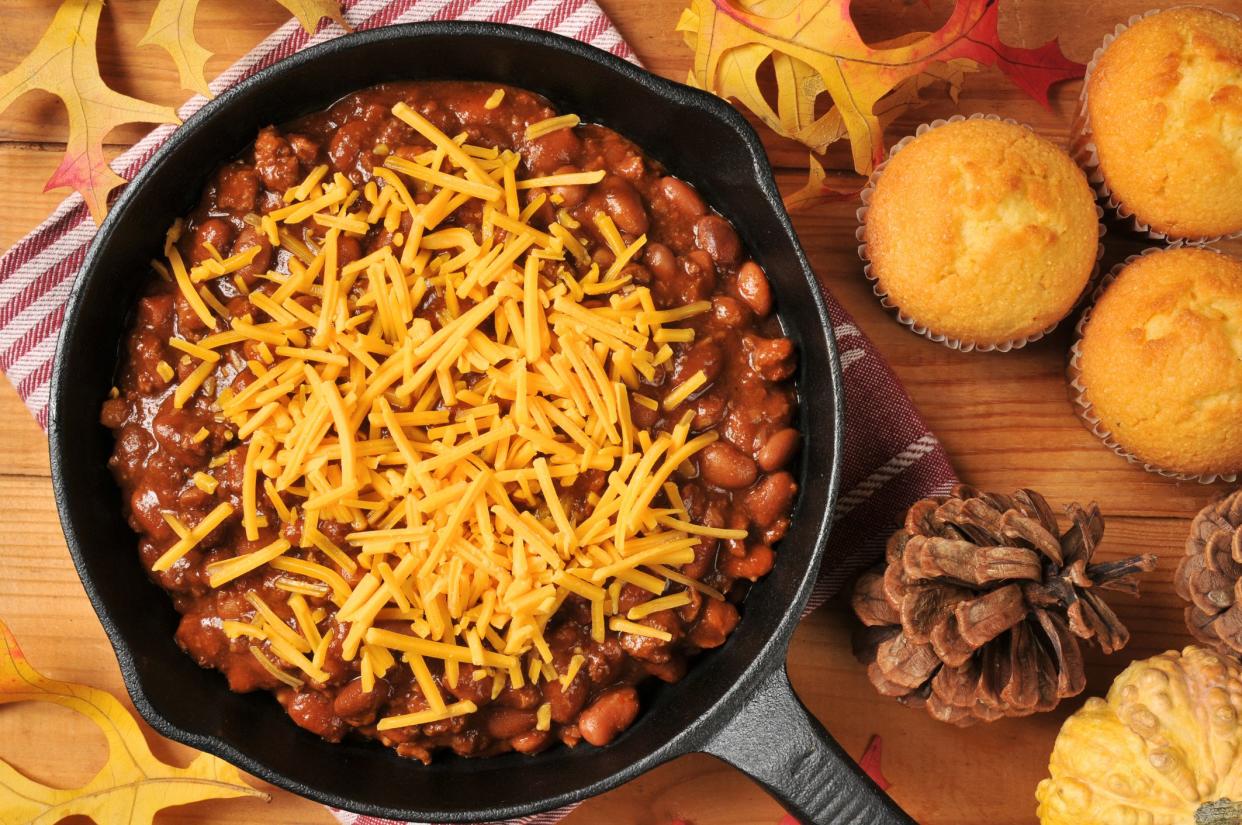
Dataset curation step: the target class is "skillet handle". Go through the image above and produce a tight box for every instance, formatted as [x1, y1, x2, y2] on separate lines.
[701, 665, 914, 825]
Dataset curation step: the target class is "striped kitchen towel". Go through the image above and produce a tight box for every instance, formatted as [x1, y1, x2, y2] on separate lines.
[0, 1, 955, 823]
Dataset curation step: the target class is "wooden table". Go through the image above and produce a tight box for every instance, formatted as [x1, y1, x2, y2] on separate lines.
[1, 1, 1239, 822]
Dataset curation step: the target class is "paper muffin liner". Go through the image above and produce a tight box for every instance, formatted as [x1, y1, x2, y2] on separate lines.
[856, 113, 1106, 354]
[1071, 6, 1242, 246]
[1067, 247, 1239, 484]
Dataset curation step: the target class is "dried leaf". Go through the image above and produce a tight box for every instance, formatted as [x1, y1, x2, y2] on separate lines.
[678, 0, 1085, 175]
[274, 0, 350, 33]
[0, 620, 268, 824]
[858, 735, 891, 791]
[141, 0, 213, 96]
[781, 155, 860, 212]
[0, 0, 180, 223]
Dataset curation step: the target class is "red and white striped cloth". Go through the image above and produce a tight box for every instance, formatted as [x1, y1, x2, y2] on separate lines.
[0, 1, 955, 823]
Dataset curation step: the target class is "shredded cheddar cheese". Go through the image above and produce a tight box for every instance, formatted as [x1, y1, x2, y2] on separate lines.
[151, 101, 733, 723]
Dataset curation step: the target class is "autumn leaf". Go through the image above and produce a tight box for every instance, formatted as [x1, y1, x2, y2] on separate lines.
[274, 0, 351, 33]
[859, 734, 891, 791]
[782, 155, 860, 212]
[0, 619, 268, 825]
[140, 0, 213, 97]
[678, 0, 1086, 175]
[141, 0, 349, 97]
[781, 50, 975, 210]
[0, 0, 180, 224]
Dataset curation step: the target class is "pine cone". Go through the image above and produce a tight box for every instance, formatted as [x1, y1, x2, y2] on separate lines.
[851, 484, 1157, 726]
[1174, 489, 1242, 655]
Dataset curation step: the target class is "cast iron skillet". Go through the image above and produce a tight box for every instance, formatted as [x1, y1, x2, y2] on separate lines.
[49, 21, 913, 825]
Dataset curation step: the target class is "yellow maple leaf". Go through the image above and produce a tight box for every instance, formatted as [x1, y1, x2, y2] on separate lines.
[678, 0, 1084, 175]
[0, 0, 180, 224]
[274, 0, 350, 33]
[0, 620, 269, 825]
[140, 0, 214, 97]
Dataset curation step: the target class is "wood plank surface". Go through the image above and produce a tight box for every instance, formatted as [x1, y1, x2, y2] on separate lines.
[1, 1, 1240, 823]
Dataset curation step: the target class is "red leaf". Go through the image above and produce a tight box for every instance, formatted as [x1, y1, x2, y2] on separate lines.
[680, 0, 1086, 174]
[943, 0, 1085, 109]
[859, 734, 891, 791]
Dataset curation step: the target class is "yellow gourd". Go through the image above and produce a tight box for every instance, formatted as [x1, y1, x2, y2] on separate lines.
[1037, 646, 1242, 825]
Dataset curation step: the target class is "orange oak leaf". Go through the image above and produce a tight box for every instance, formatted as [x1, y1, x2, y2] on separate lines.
[781, 51, 975, 211]
[0, 619, 268, 825]
[274, 0, 351, 33]
[678, 0, 1086, 175]
[0, 0, 180, 224]
[782, 155, 860, 212]
[141, 0, 349, 98]
[140, 0, 214, 97]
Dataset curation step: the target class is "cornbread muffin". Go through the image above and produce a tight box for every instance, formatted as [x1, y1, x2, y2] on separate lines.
[1076, 247, 1242, 478]
[863, 118, 1099, 349]
[1084, 7, 1242, 240]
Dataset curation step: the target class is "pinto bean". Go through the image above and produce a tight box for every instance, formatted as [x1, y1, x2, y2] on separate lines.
[672, 339, 723, 386]
[682, 536, 717, 580]
[660, 251, 715, 306]
[173, 292, 209, 334]
[659, 176, 707, 217]
[328, 119, 374, 174]
[744, 471, 798, 528]
[678, 588, 705, 624]
[644, 656, 687, 683]
[757, 427, 800, 472]
[129, 485, 171, 537]
[542, 672, 589, 723]
[578, 686, 640, 747]
[483, 706, 538, 740]
[445, 664, 494, 704]
[722, 544, 775, 581]
[510, 729, 553, 755]
[761, 518, 791, 546]
[688, 599, 740, 649]
[337, 236, 363, 269]
[496, 683, 541, 710]
[231, 226, 272, 283]
[712, 295, 748, 328]
[618, 615, 679, 663]
[525, 126, 582, 174]
[694, 214, 741, 264]
[699, 441, 758, 489]
[333, 677, 389, 723]
[630, 395, 659, 430]
[736, 261, 772, 316]
[285, 690, 347, 741]
[687, 249, 716, 279]
[691, 393, 726, 430]
[601, 175, 648, 236]
[559, 724, 582, 748]
[189, 218, 234, 265]
[645, 242, 676, 281]
[549, 165, 589, 207]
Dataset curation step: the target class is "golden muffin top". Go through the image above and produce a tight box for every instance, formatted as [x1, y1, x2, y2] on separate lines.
[1086, 7, 1242, 239]
[864, 119, 1099, 346]
[1079, 247, 1242, 477]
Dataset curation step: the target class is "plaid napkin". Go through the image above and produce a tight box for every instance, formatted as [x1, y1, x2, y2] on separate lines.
[0, 0, 956, 822]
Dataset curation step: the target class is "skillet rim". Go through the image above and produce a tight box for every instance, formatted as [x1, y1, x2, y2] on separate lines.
[48, 20, 845, 820]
